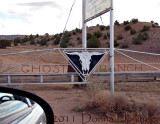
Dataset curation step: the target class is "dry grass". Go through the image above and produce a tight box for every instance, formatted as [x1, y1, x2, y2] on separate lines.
[83, 82, 160, 124]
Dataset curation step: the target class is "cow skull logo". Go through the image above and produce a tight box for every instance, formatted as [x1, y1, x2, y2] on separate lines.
[64, 51, 105, 75]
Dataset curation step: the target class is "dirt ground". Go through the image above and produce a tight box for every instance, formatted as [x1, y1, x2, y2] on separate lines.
[8, 81, 160, 124]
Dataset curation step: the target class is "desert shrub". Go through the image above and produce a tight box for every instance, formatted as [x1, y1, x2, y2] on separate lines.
[142, 32, 149, 40]
[132, 35, 143, 45]
[75, 28, 82, 33]
[37, 38, 48, 46]
[141, 25, 150, 32]
[45, 33, 49, 37]
[68, 42, 75, 47]
[30, 40, 35, 45]
[124, 25, 132, 31]
[35, 34, 39, 38]
[60, 41, 67, 48]
[107, 40, 120, 47]
[114, 40, 119, 47]
[13, 38, 21, 46]
[103, 32, 110, 40]
[132, 32, 149, 45]
[152, 22, 159, 28]
[114, 20, 120, 26]
[85, 91, 131, 115]
[105, 25, 110, 30]
[121, 40, 129, 48]
[130, 29, 136, 35]
[131, 18, 138, 23]
[99, 25, 105, 31]
[117, 34, 124, 40]
[87, 37, 101, 48]
[155, 22, 159, 26]
[87, 33, 93, 40]
[64, 32, 72, 37]
[72, 31, 76, 35]
[123, 20, 129, 25]
[29, 34, 34, 41]
[62, 36, 70, 43]
[0, 39, 12, 48]
[107, 32, 110, 39]
[93, 31, 103, 38]
[77, 36, 81, 41]
[152, 24, 156, 28]
[53, 36, 61, 45]
[103, 34, 108, 39]
[21, 36, 29, 43]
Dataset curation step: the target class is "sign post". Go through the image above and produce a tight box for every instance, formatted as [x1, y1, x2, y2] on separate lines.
[82, 0, 87, 49]
[110, 0, 114, 94]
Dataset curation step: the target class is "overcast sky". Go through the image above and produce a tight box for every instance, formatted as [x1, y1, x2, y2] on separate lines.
[0, 0, 160, 35]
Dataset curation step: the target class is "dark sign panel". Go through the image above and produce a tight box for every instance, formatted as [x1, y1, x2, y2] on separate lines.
[64, 51, 106, 76]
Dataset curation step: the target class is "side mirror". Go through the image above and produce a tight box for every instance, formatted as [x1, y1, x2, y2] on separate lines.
[0, 86, 54, 124]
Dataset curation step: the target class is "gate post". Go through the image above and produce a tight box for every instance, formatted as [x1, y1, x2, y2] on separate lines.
[8, 75, 11, 84]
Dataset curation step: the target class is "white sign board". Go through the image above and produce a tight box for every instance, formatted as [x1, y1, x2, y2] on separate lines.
[85, 0, 111, 22]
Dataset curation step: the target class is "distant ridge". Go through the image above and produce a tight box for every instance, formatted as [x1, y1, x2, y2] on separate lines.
[0, 35, 25, 40]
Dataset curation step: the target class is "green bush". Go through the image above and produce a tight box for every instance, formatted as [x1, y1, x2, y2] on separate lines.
[62, 36, 70, 43]
[105, 25, 110, 30]
[121, 41, 129, 48]
[133, 32, 149, 45]
[131, 18, 138, 23]
[45, 33, 49, 37]
[107, 32, 110, 39]
[123, 21, 129, 25]
[155, 22, 159, 26]
[14, 38, 21, 46]
[77, 36, 81, 41]
[30, 40, 35, 45]
[152, 24, 156, 28]
[132, 36, 143, 45]
[68, 42, 75, 47]
[21, 36, 28, 43]
[87, 37, 101, 48]
[53, 36, 61, 45]
[117, 34, 123, 40]
[72, 31, 76, 35]
[103, 34, 108, 40]
[93, 31, 102, 38]
[64, 32, 72, 37]
[29, 34, 34, 41]
[141, 25, 150, 32]
[130, 29, 136, 35]
[87, 33, 93, 40]
[35, 34, 39, 38]
[37, 39, 48, 46]
[75, 28, 82, 33]
[142, 32, 149, 40]
[60, 41, 68, 48]
[114, 40, 119, 47]
[100, 25, 105, 31]
[114, 20, 120, 26]
[0, 39, 12, 48]
[107, 40, 120, 47]
[124, 25, 132, 31]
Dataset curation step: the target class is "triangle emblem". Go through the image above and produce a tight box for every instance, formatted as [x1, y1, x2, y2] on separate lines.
[64, 51, 107, 78]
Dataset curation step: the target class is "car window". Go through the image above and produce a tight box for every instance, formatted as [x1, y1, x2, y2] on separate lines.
[0, 100, 28, 119]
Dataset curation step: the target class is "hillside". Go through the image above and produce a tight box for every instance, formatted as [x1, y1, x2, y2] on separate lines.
[0, 19, 160, 53]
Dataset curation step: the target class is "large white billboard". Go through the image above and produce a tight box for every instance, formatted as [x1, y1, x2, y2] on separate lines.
[85, 0, 111, 22]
